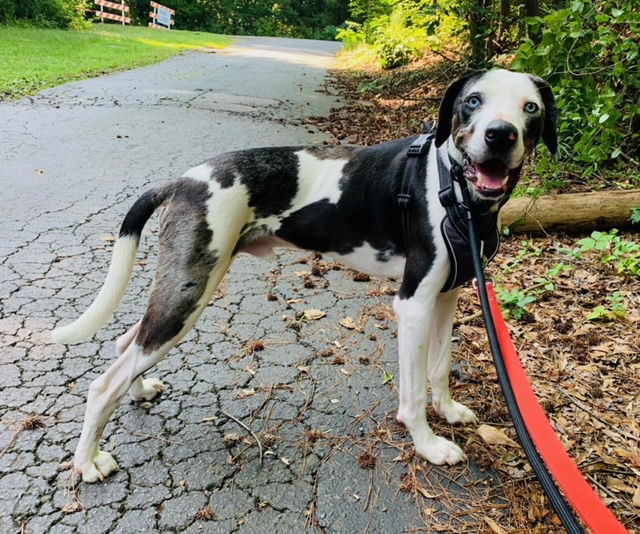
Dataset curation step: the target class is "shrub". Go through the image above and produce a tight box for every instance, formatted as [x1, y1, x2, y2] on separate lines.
[512, 0, 640, 177]
[0, 0, 89, 29]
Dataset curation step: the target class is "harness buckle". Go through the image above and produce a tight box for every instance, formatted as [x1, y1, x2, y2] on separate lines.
[397, 193, 411, 209]
[407, 134, 432, 157]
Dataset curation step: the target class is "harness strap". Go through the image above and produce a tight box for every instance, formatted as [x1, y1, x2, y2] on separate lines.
[397, 129, 434, 249]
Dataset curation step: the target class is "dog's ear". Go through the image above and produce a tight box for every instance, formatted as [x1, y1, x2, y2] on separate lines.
[529, 75, 558, 155]
[435, 71, 485, 148]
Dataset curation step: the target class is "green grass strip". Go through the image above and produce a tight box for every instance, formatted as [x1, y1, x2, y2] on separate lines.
[0, 24, 232, 100]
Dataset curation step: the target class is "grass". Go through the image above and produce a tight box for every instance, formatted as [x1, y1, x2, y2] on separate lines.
[0, 24, 232, 100]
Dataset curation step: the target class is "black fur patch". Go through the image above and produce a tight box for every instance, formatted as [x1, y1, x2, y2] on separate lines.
[119, 188, 167, 238]
[276, 137, 435, 296]
[209, 148, 300, 218]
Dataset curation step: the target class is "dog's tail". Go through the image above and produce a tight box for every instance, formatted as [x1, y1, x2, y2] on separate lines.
[52, 186, 172, 344]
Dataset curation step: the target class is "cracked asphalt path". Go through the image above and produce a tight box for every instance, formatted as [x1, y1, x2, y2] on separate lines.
[0, 36, 496, 533]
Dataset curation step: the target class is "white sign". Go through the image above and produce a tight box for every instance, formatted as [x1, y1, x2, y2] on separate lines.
[156, 6, 171, 27]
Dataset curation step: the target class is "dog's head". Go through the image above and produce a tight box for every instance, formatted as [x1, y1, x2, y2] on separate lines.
[435, 69, 557, 202]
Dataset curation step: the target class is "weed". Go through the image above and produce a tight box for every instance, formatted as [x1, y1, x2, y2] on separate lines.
[587, 291, 626, 321]
[575, 230, 640, 278]
[497, 288, 537, 320]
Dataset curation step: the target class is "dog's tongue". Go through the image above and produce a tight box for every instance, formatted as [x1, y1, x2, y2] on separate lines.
[476, 160, 508, 190]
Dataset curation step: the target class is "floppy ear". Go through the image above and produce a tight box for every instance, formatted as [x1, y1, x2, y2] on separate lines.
[435, 71, 485, 147]
[529, 75, 558, 154]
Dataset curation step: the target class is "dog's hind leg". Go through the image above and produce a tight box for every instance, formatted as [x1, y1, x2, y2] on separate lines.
[73, 251, 234, 482]
[74, 178, 244, 482]
[428, 290, 477, 425]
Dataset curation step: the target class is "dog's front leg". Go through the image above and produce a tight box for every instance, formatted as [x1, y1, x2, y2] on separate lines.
[428, 289, 477, 424]
[394, 293, 466, 465]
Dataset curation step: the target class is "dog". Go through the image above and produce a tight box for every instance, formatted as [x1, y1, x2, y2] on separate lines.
[52, 69, 557, 483]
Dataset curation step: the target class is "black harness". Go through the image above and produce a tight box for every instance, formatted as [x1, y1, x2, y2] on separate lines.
[398, 125, 500, 292]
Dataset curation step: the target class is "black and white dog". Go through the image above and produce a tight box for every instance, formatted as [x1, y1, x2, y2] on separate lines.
[53, 69, 556, 483]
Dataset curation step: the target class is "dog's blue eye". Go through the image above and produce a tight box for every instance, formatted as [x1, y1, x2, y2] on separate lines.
[466, 96, 482, 109]
[524, 102, 539, 113]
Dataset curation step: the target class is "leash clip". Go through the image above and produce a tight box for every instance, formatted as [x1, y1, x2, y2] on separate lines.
[407, 134, 432, 157]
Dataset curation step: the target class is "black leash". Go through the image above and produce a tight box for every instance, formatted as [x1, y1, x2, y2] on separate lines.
[461, 171, 585, 534]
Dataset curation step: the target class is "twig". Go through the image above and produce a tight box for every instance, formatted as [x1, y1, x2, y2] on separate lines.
[454, 310, 483, 326]
[558, 390, 638, 442]
[221, 409, 263, 465]
[130, 432, 183, 445]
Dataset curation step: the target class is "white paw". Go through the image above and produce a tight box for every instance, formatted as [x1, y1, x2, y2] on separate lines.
[415, 435, 467, 466]
[75, 450, 118, 483]
[434, 399, 478, 425]
[130, 377, 165, 401]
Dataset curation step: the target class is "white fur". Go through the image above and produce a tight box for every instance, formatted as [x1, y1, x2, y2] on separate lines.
[52, 236, 139, 344]
[464, 70, 541, 168]
[330, 242, 406, 277]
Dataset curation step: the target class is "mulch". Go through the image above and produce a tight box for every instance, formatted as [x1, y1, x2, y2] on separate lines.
[305, 58, 640, 533]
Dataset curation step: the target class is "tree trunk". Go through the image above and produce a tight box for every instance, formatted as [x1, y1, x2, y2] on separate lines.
[500, 190, 640, 234]
[524, 0, 541, 43]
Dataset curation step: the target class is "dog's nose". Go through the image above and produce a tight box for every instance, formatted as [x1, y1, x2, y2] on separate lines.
[484, 121, 518, 151]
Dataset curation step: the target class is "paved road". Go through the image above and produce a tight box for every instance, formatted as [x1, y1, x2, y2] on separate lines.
[0, 37, 494, 533]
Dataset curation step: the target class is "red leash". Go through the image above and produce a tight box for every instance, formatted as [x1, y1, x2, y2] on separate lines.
[486, 283, 629, 534]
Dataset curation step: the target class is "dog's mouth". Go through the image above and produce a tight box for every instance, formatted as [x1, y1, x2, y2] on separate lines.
[463, 155, 509, 198]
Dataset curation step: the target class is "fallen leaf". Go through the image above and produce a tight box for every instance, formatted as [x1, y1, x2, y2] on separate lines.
[632, 484, 640, 508]
[483, 517, 507, 534]
[606, 476, 635, 494]
[477, 424, 519, 448]
[238, 388, 255, 398]
[100, 235, 116, 242]
[418, 487, 441, 499]
[62, 501, 82, 514]
[339, 317, 357, 329]
[304, 309, 326, 320]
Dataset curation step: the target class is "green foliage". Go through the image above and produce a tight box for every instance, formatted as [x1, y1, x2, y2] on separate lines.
[631, 207, 640, 225]
[497, 287, 537, 320]
[125, 0, 349, 39]
[512, 0, 640, 175]
[587, 291, 626, 321]
[337, 0, 464, 68]
[501, 239, 542, 273]
[573, 230, 640, 278]
[0, 0, 89, 29]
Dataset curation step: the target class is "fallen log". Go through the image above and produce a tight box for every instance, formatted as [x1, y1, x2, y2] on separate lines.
[500, 189, 640, 234]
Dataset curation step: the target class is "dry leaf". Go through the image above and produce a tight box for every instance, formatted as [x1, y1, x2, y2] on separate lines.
[606, 476, 635, 494]
[477, 424, 519, 448]
[100, 235, 116, 242]
[483, 517, 507, 534]
[304, 309, 326, 320]
[238, 388, 255, 398]
[339, 317, 357, 329]
[632, 484, 640, 508]
[417, 487, 441, 499]
[62, 501, 82, 514]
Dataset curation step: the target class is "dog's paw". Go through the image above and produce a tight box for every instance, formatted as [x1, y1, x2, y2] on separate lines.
[434, 399, 478, 425]
[130, 377, 165, 401]
[415, 436, 467, 466]
[75, 450, 118, 483]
